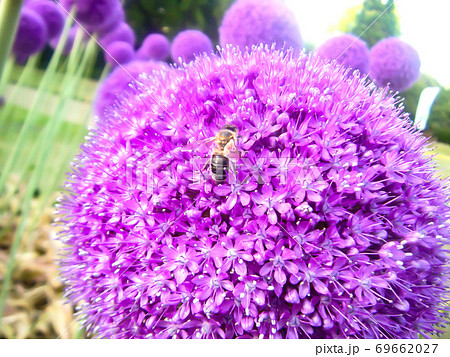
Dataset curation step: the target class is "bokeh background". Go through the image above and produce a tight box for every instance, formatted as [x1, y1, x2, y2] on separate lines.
[0, 0, 449, 338]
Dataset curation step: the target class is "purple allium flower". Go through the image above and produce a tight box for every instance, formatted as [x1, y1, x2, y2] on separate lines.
[316, 34, 370, 74]
[219, 0, 302, 51]
[26, 0, 65, 40]
[92, 1, 124, 36]
[60, 0, 122, 33]
[170, 30, 213, 65]
[99, 22, 135, 49]
[93, 60, 168, 117]
[104, 41, 135, 67]
[12, 7, 48, 60]
[58, 45, 450, 339]
[136, 33, 170, 61]
[369, 37, 421, 92]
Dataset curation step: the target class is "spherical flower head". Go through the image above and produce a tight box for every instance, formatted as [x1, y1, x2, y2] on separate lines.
[13, 7, 48, 59]
[219, 0, 302, 51]
[369, 37, 421, 92]
[60, 0, 122, 32]
[92, 1, 125, 36]
[316, 34, 370, 74]
[136, 33, 170, 61]
[99, 22, 135, 49]
[104, 41, 135, 67]
[58, 45, 450, 339]
[26, 0, 65, 40]
[93, 60, 168, 117]
[171, 30, 213, 65]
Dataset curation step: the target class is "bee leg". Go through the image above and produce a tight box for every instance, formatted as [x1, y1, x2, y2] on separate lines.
[227, 157, 238, 182]
[203, 156, 211, 171]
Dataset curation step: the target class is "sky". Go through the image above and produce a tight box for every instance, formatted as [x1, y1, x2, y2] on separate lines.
[285, 0, 450, 88]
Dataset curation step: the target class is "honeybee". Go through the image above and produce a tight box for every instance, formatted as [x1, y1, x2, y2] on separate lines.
[207, 124, 239, 183]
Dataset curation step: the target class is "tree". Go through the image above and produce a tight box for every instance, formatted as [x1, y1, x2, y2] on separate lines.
[350, 0, 400, 48]
[334, 4, 362, 34]
[400, 73, 450, 144]
[123, 0, 233, 45]
[401, 73, 440, 122]
[428, 88, 450, 143]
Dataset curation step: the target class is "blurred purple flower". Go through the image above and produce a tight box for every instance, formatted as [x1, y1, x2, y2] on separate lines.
[316, 34, 370, 74]
[104, 41, 135, 67]
[219, 0, 302, 51]
[170, 29, 213, 65]
[136, 33, 170, 61]
[58, 45, 450, 339]
[92, 1, 124, 36]
[60, 0, 123, 33]
[26, 0, 65, 40]
[99, 22, 135, 49]
[369, 37, 421, 92]
[13, 7, 47, 60]
[93, 59, 168, 117]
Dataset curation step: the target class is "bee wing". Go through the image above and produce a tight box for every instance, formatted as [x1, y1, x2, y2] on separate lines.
[181, 136, 216, 153]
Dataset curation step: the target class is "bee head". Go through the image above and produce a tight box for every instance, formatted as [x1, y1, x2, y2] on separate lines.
[221, 124, 238, 133]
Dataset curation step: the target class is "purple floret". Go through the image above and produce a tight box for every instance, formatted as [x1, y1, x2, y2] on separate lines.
[136, 33, 170, 61]
[58, 45, 450, 339]
[170, 30, 213, 65]
[93, 60, 168, 117]
[369, 37, 421, 92]
[316, 34, 370, 74]
[26, 0, 65, 40]
[104, 41, 135, 67]
[13, 7, 48, 60]
[99, 22, 135, 49]
[219, 0, 302, 51]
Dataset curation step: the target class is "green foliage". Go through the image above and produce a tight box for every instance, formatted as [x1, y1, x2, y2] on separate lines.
[401, 73, 440, 121]
[400, 73, 450, 144]
[123, 0, 234, 45]
[428, 88, 450, 143]
[350, 0, 400, 47]
[400, 74, 450, 144]
[335, 4, 362, 34]
[0, 20, 98, 323]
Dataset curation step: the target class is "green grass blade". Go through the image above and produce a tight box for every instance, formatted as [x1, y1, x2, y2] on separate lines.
[0, 57, 15, 96]
[0, 16, 73, 194]
[0, 0, 25, 87]
[0, 22, 99, 326]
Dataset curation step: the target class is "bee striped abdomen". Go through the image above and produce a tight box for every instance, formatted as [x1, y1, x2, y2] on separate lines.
[210, 153, 229, 182]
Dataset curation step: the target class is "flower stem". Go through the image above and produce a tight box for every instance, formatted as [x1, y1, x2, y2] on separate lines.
[0, 0, 24, 93]
[0, 15, 73, 194]
[0, 35, 98, 327]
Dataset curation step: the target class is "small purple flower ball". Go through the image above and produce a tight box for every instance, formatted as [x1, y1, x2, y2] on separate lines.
[219, 0, 302, 51]
[60, 0, 122, 32]
[26, 0, 65, 40]
[316, 34, 370, 74]
[136, 33, 170, 61]
[92, 1, 125, 36]
[13, 7, 48, 59]
[93, 60, 168, 117]
[58, 46, 450, 339]
[370, 37, 421, 92]
[99, 22, 135, 49]
[170, 30, 213, 65]
[104, 41, 135, 67]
